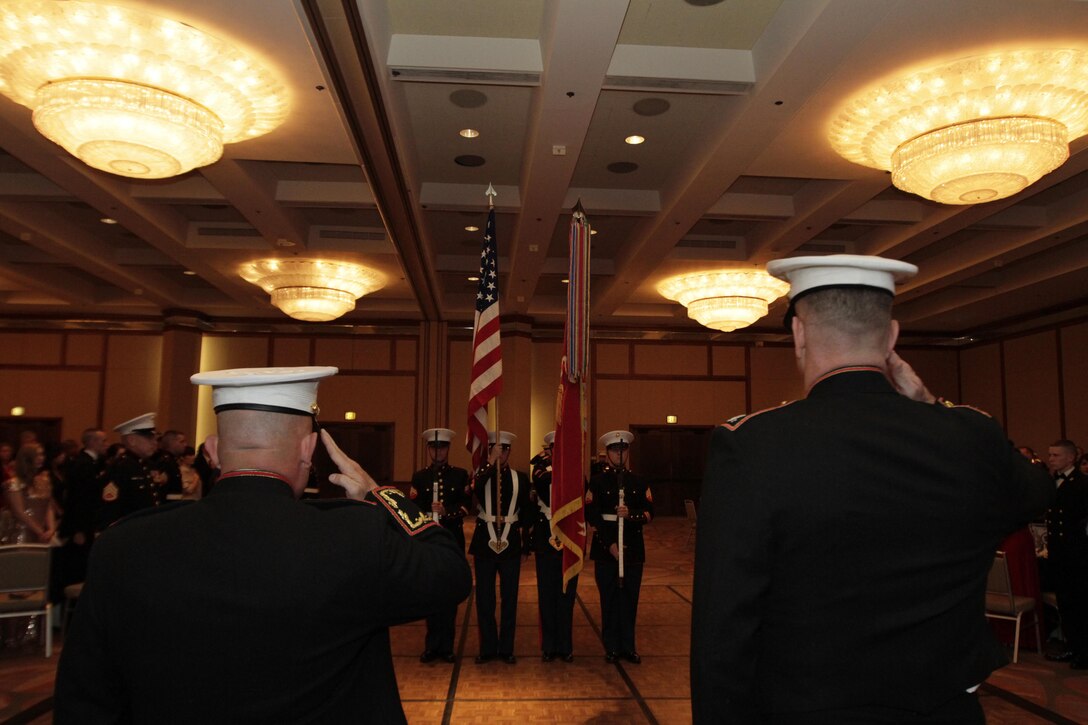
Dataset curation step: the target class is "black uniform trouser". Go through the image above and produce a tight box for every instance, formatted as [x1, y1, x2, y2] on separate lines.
[594, 558, 643, 654]
[425, 521, 465, 655]
[1052, 547, 1088, 654]
[535, 543, 578, 655]
[474, 552, 521, 656]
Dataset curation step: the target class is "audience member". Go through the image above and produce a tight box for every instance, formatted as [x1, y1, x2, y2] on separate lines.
[1044, 439, 1088, 668]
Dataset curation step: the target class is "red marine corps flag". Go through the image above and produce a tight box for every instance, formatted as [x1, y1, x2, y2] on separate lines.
[466, 185, 502, 471]
[550, 202, 591, 592]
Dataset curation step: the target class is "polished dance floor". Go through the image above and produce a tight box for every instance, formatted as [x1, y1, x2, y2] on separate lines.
[2, 517, 1087, 723]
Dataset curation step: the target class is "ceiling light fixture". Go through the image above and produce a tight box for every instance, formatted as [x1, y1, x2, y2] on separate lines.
[658, 269, 789, 332]
[99, 217, 118, 225]
[464, 225, 479, 232]
[625, 135, 645, 145]
[459, 128, 480, 138]
[0, 1, 288, 179]
[830, 49, 1088, 204]
[239, 259, 384, 322]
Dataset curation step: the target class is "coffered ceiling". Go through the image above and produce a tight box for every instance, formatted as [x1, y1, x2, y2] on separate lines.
[1, 0, 1086, 342]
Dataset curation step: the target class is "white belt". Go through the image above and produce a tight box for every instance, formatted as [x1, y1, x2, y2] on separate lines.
[601, 513, 618, 521]
[538, 501, 552, 520]
[478, 512, 519, 524]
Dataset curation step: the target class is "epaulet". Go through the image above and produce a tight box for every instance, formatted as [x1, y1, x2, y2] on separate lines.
[939, 399, 992, 418]
[721, 400, 798, 431]
[109, 500, 193, 527]
[369, 485, 438, 536]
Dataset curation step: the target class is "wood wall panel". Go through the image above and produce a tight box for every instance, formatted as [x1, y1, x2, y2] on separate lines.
[711, 345, 746, 377]
[102, 334, 162, 433]
[65, 333, 104, 367]
[351, 339, 391, 370]
[596, 342, 629, 375]
[899, 348, 959, 403]
[314, 338, 353, 371]
[1061, 322, 1088, 446]
[595, 378, 746, 448]
[749, 345, 802, 414]
[395, 339, 417, 371]
[1004, 331, 1061, 453]
[0, 332, 62, 365]
[446, 339, 475, 473]
[320, 375, 417, 483]
[633, 344, 707, 376]
[271, 337, 311, 367]
[959, 343, 1004, 426]
[0, 370, 100, 439]
[530, 341, 563, 455]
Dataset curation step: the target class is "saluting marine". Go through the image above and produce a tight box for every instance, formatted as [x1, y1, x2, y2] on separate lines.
[99, 412, 164, 529]
[530, 431, 578, 662]
[586, 430, 653, 665]
[413, 427, 471, 664]
[469, 430, 531, 664]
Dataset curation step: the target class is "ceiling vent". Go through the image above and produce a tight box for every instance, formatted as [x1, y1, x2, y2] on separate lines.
[603, 76, 752, 95]
[389, 67, 540, 86]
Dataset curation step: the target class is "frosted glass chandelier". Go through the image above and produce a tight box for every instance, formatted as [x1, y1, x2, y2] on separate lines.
[829, 49, 1088, 204]
[240, 260, 385, 323]
[0, 1, 288, 179]
[658, 270, 789, 332]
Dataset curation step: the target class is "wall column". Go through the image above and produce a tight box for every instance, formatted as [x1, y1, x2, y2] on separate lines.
[158, 314, 203, 437]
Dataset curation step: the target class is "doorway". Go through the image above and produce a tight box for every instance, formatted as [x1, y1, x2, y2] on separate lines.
[310, 422, 394, 498]
[631, 425, 713, 516]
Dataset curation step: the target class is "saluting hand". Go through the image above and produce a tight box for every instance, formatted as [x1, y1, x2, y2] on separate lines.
[320, 429, 378, 501]
[887, 351, 936, 404]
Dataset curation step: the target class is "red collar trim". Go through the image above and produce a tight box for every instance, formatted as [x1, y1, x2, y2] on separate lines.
[217, 469, 294, 486]
[807, 365, 885, 394]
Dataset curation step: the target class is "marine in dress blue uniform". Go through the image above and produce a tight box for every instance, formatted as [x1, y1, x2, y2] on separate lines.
[530, 430, 578, 662]
[1043, 440, 1088, 667]
[690, 256, 1054, 724]
[586, 430, 653, 664]
[55, 366, 472, 724]
[98, 413, 163, 530]
[469, 430, 531, 664]
[413, 427, 471, 663]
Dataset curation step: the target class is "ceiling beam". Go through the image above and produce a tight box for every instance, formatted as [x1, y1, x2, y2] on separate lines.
[199, 159, 311, 249]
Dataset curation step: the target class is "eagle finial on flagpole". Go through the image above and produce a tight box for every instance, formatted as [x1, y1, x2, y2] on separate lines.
[486, 182, 497, 209]
[573, 198, 586, 220]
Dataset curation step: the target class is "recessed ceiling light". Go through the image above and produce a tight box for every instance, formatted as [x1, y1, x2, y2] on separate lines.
[100, 217, 118, 224]
[465, 225, 479, 232]
[467, 276, 480, 282]
[561, 278, 569, 284]
[459, 128, 480, 139]
[182, 270, 197, 276]
[625, 135, 645, 145]
[590, 229, 598, 235]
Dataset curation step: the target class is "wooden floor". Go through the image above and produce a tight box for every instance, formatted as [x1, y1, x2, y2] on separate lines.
[2, 517, 1088, 723]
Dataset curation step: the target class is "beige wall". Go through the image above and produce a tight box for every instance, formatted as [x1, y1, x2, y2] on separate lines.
[2, 318, 1084, 473]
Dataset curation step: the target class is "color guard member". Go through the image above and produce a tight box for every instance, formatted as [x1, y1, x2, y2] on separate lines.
[531, 430, 578, 662]
[586, 430, 653, 664]
[469, 430, 531, 664]
[414, 427, 471, 663]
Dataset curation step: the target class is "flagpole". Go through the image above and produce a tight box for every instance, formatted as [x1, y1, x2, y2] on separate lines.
[485, 183, 502, 527]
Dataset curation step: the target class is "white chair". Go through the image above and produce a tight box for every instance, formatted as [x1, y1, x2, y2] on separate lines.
[984, 550, 1040, 664]
[684, 499, 697, 549]
[0, 544, 53, 657]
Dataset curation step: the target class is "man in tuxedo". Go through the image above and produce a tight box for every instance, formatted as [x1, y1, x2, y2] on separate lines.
[691, 255, 1054, 724]
[1044, 438, 1088, 667]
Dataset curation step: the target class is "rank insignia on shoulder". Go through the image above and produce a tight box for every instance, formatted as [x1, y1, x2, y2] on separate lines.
[374, 486, 436, 536]
[724, 413, 747, 426]
[102, 481, 119, 502]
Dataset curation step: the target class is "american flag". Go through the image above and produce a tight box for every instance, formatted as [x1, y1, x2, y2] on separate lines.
[466, 207, 502, 471]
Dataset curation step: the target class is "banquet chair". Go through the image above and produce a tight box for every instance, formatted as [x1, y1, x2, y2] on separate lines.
[0, 544, 53, 657]
[684, 499, 697, 549]
[984, 550, 1040, 663]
